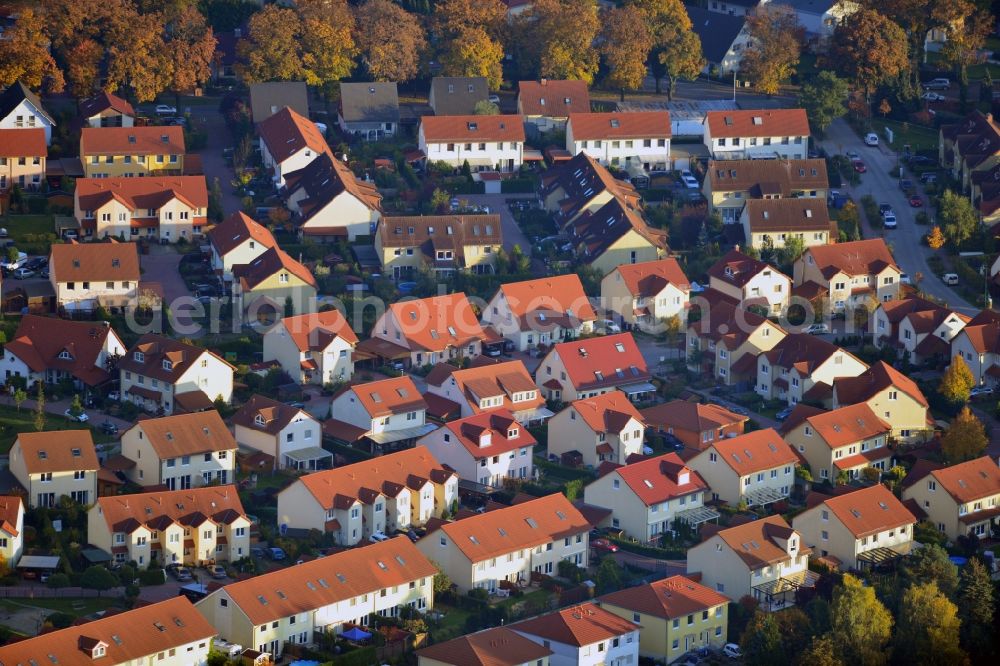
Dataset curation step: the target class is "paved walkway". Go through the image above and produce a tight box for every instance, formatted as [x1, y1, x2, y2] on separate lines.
[189, 104, 243, 217]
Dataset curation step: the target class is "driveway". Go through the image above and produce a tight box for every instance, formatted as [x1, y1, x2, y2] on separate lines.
[454, 193, 535, 255]
[818, 119, 975, 314]
[188, 104, 244, 217]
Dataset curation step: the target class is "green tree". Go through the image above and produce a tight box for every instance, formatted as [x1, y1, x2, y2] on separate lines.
[473, 100, 500, 115]
[957, 557, 995, 660]
[740, 4, 803, 95]
[827, 9, 909, 97]
[13, 388, 26, 413]
[941, 406, 988, 464]
[939, 189, 979, 246]
[741, 611, 784, 664]
[80, 565, 118, 596]
[600, 6, 653, 93]
[895, 582, 968, 665]
[594, 557, 624, 594]
[46, 572, 71, 589]
[901, 543, 959, 598]
[799, 634, 843, 666]
[939, 355, 976, 404]
[564, 478, 584, 500]
[829, 574, 892, 666]
[799, 71, 850, 135]
[777, 236, 805, 271]
[432, 566, 453, 595]
[631, 0, 705, 99]
[33, 382, 45, 432]
[68, 394, 84, 418]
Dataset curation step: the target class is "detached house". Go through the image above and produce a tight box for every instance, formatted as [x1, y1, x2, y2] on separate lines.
[417, 627, 554, 666]
[429, 77, 489, 115]
[262, 310, 358, 386]
[517, 79, 590, 133]
[120, 411, 237, 489]
[276, 447, 457, 544]
[119, 333, 234, 415]
[49, 241, 140, 313]
[418, 409, 536, 487]
[258, 106, 329, 187]
[831, 361, 931, 443]
[416, 493, 590, 593]
[565, 112, 671, 171]
[687, 428, 798, 508]
[283, 152, 383, 241]
[482, 274, 597, 351]
[687, 5, 751, 74]
[950, 308, 1000, 386]
[705, 158, 829, 222]
[366, 292, 487, 368]
[197, 538, 436, 658]
[601, 258, 691, 333]
[686, 300, 787, 386]
[0, 315, 125, 390]
[756, 333, 867, 405]
[80, 126, 185, 178]
[641, 400, 749, 451]
[426, 360, 550, 424]
[939, 110, 1000, 193]
[88, 486, 250, 567]
[512, 603, 641, 666]
[326, 376, 436, 452]
[568, 196, 668, 275]
[793, 484, 916, 571]
[9, 431, 98, 508]
[0, 497, 24, 567]
[375, 214, 502, 279]
[703, 109, 810, 160]
[207, 211, 277, 283]
[418, 115, 525, 173]
[79, 90, 135, 128]
[232, 246, 317, 318]
[794, 239, 901, 312]
[583, 453, 714, 543]
[539, 152, 641, 226]
[873, 295, 968, 365]
[0, 128, 45, 192]
[74, 176, 208, 241]
[232, 394, 327, 471]
[338, 82, 400, 141]
[546, 391, 645, 468]
[687, 515, 816, 605]
[705, 249, 791, 315]
[0, 81, 55, 144]
[902, 455, 1000, 540]
[739, 198, 834, 251]
[781, 402, 892, 483]
[536, 333, 653, 403]
[249, 81, 309, 123]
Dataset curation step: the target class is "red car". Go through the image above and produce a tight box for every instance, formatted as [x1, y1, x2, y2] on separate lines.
[592, 538, 619, 553]
[852, 159, 867, 173]
[909, 194, 923, 207]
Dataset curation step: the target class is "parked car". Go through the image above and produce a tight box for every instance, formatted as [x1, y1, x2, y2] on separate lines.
[100, 420, 119, 436]
[172, 566, 193, 582]
[154, 104, 177, 115]
[920, 172, 939, 184]
[591, 538, 619, 553]
[12, 268, 34, 279]
[599, 319, 622, 333]
[680, 170, 699, 189]
[899, 178, 915, 192]
[909, 194, 923, 207]
[208, 564, 227, 579]
[921, 91, 946, 101]
[488, 94, 500, 104]
[943, 273, 960, 286]
[922, 78, 951, 90]
[909, 155, 936, 166]
[723, 643, 744, 659]
[64, 409, 89, 422]
[852, 159, 866, 173]
[970, 386, 995, 399]
[369, 531, 390, 543]
[268, 547, 286, 560]
[879, 203, 893, 216]
[900, 273, 911, 285]
[805, 323, 829, 335]
[775, 405, 795, 421]
[864, 133, 879, 146]
[883, 212, 897, 229]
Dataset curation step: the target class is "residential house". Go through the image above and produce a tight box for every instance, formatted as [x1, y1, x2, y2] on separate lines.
[79, 91, 135, 128]
[48, 241, 140, 313]
[374, 214, 502, 279]
[536, 333, 654, 403]
[940, 111, 1000, 192]
[781, 402, 892, 483]
[599, 575, 730, 663]
[232, 394, 328, 471]
[687, 428, 798, 507]
[366, 292, 487, 368]
[417, 627, 553, 666]
[756, 333, 868, 405]
[583, 453, 714, 543]
[794, 238, 901, 312]
[74, 176, 208, 241]
[482, 274, 597, 351]
[704, 0, 760, 16]
[80, 126, 185, 178]
[546, 391, 645, 468]
[425, 360, 552, 424]
[88, 486, 250, 566]
[418, 409, 536, 487]
[326, 376, 437, 452]
[120, 411, 237, 489]
[793, 484, 915, 571]
[687, 5, 751, 74]
[262, 310, 358, 386]
[207, 211, 277, 283]
[0, 597, 216, 666]
[600, 258, 691, 333]
[740, 198, 834, 251]
[703, 109, 810, 160]
[283, 153, 382, 243]
[565, 112, 671, 171]
[249, 81, 309, 123]
[974, 161, 1000, 229]
[704, 158, 829, 223]
[685, 300, 787, 386]
[686, 515, 816, 604]
[640, 400, 749, 451]
[418, 115, 525, 173]
[950, 308, 1000, 386]
[0, 128, 45, 192]
[831, 361, 931, 443]
[901, 455, 1000, 540]
[276, 447, 457, 544]
[706, 249, 791, 315]
[872, 295, 968, 365]
[258, 106, 329, 187]
[517, 79, 590, 134]
[0, 81, 55, 144]
[0, 497, 24, 567]
[512, 603, 641, 666]
[416, 493, 590, 593]
[119, 333, 234, 415]
[8, 431, 98, 508]
[429, 77, 489, 116]
[779, 0, 859, 38]
[539, 152, 642, 227]
[568, 196, 668, 275]
[338, 82, 399, 141]
[196, 538, 435, 658]
[231, 246, 317, 318]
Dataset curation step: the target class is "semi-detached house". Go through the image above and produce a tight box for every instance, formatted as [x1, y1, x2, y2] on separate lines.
[902, 455, 1000, 540]
[950, 308, 1000, 386]
[641, 400, 749, 452]
[80, 125, 185, 178]
[0, 128, 45, 193]
[425, 360, 551, 424]
[0, 81, 55, 144]
[74, 176, 208, 242]
[207, 211, 277, 283]
[600, 257, 691, 333]
[119, 411, 237, 489]
[517, 79, 591, 133]
[687, 428, 798, 508]
[365, 292, 486, 368]
[481, 274, 597, 352]
[780, 402, 893, 483]
[703, 109, 810, 160]
[685, 299, 787, 387]
[8, 430, 98, 508]
[704, 158, 829, 223]
[283, 152, 383, 241]
[49, 241, 140, 313]
[873, 295, 968, 365]
[418, 115, 525, 173]
[756, 333, 868, 406]
[536, 333, 654, 403]
[565, 111, 671, 171]
[196, 538, 436, 658]
[739, 198, 834, 252]
[511, 602, 641, 666]
[374, 214, 502, 279]
[258, 106, 329, 187]
[831, 361, 931, 443]
[231, 245, 317, 318]
[232, 394, 327, 471]
[417, 626, 554, 666]
[705, 249, 791, 315]
[793, 239, 901, 312]
[326, 375, 436, 452]
[539, 152, 642, 227]
[546, 390, 645, 468]
[262, 309, 358, 387]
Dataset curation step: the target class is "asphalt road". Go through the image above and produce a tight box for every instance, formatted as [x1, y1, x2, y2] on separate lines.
[818, 119, 976, 314]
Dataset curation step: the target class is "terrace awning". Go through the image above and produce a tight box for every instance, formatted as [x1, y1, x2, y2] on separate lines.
[674, 505, 721, 526]
[284, 446, 333, 464]
[621, 382, 657, 396]
[367, 423, 438, 445]
[744, 487, 787, 507]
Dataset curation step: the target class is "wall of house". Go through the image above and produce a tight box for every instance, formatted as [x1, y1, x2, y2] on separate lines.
[602, 602, 728, 663]
[686, 535, 751, 600]
[215, 238, 270, 281]
[0, 503, 24, 566]
[82, 150, 183, 178]
[743, 225, 831, 252]
[418, 128, 523, 171]
[903, 479, 964, 540]
[685, 452, 742, 505]
[8, 446, 96, 508]
[175, 354, 234, 406]
[260, 141, 316, 187]
[703, 130, 808, 160]
[852, 391, 927, 443]
[328, 389, 377, 431]
[564, 132, 670, 171]
[0, 101, 53, 143]
[952, 333, 992, 385]
[515, 631, 638, 666]
[276, 481, 329, 532]
[297, 191, 379, 242]
[0, 154, 45, 191]
[794, 506, 913, 569]
[534, 352, 575, 402]
[195, 589, 254, 655]
[588, 230, 662, 277]
[237, 274, 317, 319]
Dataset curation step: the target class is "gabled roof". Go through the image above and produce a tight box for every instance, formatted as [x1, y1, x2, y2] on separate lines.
[14, 431, 98, 474]
[568, 111, 671, 140]
[249, 82, 309, 122]
[685, 6, 747, 64]
[417, 626, 553, 666]
[764, 333, 861, 375]
[0, 496, 22, 538]
[431, 493, 589, 562]
[518, 79, 590, 117]
[216, 537, 436, 624]
[0, 128, 45, 157]
[570, 390, 643, 434]
[49, 241, 140, 284]
[344, 375, 426, 419]
[257, 106, 329, 162]
[429, 360, 544, 415]
[600, 574, 729, 620]
[283, 152, 382, 218]
[956, 308, 1000, 354]
[496, 274, 597, 329]
[612, 452, 708, 506]
[232, 246, 317, 290]
[277, 309, 359, 351]
[686, 299, 776, 348]
[799, 403, 891, 448]
[291, 447, 454, 511]
[0, 81, 54, 125]
[4, 315, 121, 387]
[701, 428, 798, 476]
[80, 126, 184, 156]
[79, 91, 135, 119]
[513, 602, 638, 647]
[339, 82, 400, 124]
[95, 486, 247, 534]
[429, 77, 488, 115]
[540, 152, 641, 221]
[378, 214, 502, 260]
[207, 211, 276, 257]
[126, 411, 236, 459]
[441, 409, 538, 460]
[387, 292, 486, 352]
[708, 158, 829, 197]
[833, 361, 928, 407]
[808, 484, 916, 538]
[706, 108, 810, 139]
[927, 456, 1000, 504]
[803, 238, 898, 279]
[571, 196, 667, 259]
[118, 333, 232, 384]
[743, 198, 833, 234]
[0, 597, 214, 665]
[420, 114, 526, 143]
[709, 515, 804, 569]
[612, 258, 691, 298]
[549, 333, 650, 392]
[641, 399, 748, 434]
[231, 394, 316, 436]
[707, 249, 781, 288]
[75, 176, 208, 212]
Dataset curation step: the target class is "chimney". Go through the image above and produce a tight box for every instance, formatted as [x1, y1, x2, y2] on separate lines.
[540, 78, 548, 86]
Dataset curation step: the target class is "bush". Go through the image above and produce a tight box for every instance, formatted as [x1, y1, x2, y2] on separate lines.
[46, 612, 75, 629]
[138, 568, 165, 585]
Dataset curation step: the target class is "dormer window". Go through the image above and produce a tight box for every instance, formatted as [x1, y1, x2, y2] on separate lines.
[58, 350, 73, 360]
[508, 427, 519, 439]
[254, 414, 266, 427]
[162, 360, 173, 371]
[133, 351, 144, 363]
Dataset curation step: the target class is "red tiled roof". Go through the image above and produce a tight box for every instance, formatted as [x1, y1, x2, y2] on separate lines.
[613, 452, 708, 506]
[80, 126, 184, 156]
[743, 198, 834, 234]
[513, 602, 638, 647]
[79, 91, 135, 118]
[600, 574, 729, 620]
[417, 627, 553, 666]
[803, 403, 891, 448]
[928, 456, 1000, 504]
[812, 484, 916, 538]
[4, 315, 121, 387]
[568, 111, 671, 140]
[278, 309, 359, 350]
[233, 246, 317, 289]
[207, 211, 276, 257]
[641, 399, 747, 434]
[711, 515, 805, 569]
[803, 238, 898, 279]
[496, 274, 597, 328]
[49, 240, 140, 284]
[346, 375, 426, 419]
[125, 411, 236, 458]
[706, 249, 780, 288]
[833, 361, 928, 408]
[420, 115, 525, 143]
[706, 109, 809, 139]
[386, 293, 486, 352]
[442, 409, 537, 460]
[612, 258, 691, 297]
[518, 79, 590, 117]
[257, 106, 331, 162]
[231, 394, 314, 436]
[571, 390, 644, 434]
[434, 360, 545, 415]
[76, 176, 208, 211]
[0, 128, 45, 157]
[547, 333, 650, 391]
[14, 431, 99, 474]
[701, 428, 798, 476]
[0, 497, 22, 538]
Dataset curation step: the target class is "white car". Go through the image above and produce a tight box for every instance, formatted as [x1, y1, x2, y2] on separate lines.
[154, 104, 177, 116]
[369, 531, 390, 542]
[723, 643, 743, 659]
[805, 323, 829, 335]
[864, 132, 879, 146]
[883, 213, 897, 229]
[921, 92, 945, 102]
[680, 170, 699, 189]
[64, 409, 89, 423]
[600, 319, 622, 333]
[488, 94, 500, 104]
[970, 386, 995, 398]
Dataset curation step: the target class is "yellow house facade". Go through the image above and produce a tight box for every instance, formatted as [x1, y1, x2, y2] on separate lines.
[232, 247, 318, 319]
[686, 429, 798, 507]
[375, 214, 501, 279]
[901, 456, 1000, 541]
[8, 431, 98, 508]
[781, 403, 893, 483]
[831, 361, 931, 443]
[0, 497, 25, 567]
[80, 126, 185, 178]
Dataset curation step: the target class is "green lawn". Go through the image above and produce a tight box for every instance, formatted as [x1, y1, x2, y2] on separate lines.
[0, 214, 56, 241]
[0, 402, 117, 454]
[924, 52, 997, 82]
[0, 597, 121, 617]
[869, 119, 939, 153]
